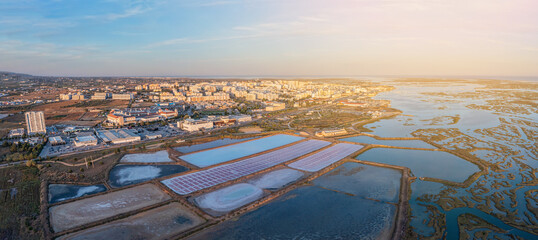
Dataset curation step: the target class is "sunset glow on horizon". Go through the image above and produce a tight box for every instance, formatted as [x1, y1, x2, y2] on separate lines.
[1, 0, 537, 76]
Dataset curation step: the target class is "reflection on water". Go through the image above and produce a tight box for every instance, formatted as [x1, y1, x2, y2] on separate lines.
[108, 165, 189, 188]
[314, 162, 401, 203]
[190, 162, 399, 240]
[174, 138, 256, 153]
[342, 135, 436, 149]
[365, 84, 501, 137]
[365, 80, 537, 238]
[358, 148, 479, 182]
[49, 184, 107, 204]
[191, 186, 395, 240]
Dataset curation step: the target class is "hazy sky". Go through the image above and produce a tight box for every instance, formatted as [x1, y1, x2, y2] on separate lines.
[1, 0, 537, 76]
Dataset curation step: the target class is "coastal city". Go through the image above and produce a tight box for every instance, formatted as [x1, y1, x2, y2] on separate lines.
[1, 72, 393, 162]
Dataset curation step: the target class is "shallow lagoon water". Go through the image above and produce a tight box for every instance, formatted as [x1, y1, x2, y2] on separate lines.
[190, 162, 398, 239]
[408, 180, 446, 236]
[314, 162, 401, 203]
[180, 134, 303, 167]
[190, 186, 395, 240]
[174, 137, 256, 153]
[108, 165, 189, 188]
[342, 135, 436, 149]
[365, 84, 501, 138]
[48, 184, 107, 204]
[357, 148, 479, 183]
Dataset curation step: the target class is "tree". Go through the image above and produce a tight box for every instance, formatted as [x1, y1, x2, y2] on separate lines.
[26, 160, 35, 167]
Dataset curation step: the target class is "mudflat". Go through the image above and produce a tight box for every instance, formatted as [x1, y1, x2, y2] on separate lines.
[49, 184, 170, 232]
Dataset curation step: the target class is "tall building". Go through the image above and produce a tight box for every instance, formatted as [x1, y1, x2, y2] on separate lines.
[25, 111, 46, 135]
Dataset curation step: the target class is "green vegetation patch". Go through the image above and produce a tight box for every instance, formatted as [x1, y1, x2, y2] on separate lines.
[47, 114, 68, 120]
[0, 142, 44, 162]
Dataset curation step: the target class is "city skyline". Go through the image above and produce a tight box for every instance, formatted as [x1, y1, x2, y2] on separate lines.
[1, 0, 538, 77]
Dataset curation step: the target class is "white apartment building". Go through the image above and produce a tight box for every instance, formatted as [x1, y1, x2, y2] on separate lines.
[60, 94, 72, 100]
[25, 111, 46, 135]
[265, 102, 286, 112]
[179, 119, 214, 132]
[112, 93, 133, 100]
[92, 92, 111, 100]
[71, 93, 87, 100]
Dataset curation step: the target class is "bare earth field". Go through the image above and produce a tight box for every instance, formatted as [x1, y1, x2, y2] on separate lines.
[49, 184, 170, 232]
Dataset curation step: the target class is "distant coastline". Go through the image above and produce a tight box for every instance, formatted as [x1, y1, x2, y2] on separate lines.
[1, 71, 537, 82]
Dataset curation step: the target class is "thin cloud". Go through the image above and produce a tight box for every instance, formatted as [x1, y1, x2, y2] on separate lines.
[83, 5, 152, 21]
[197, 1, 239, 7]
[147, 34, 262, 48]
[0, 40, 102, 60]
[148, 15, 341, 48]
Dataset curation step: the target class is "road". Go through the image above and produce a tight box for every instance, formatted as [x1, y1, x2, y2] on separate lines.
[0, 160, 25, 169]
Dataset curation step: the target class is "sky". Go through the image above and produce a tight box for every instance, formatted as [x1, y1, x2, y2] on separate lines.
[1, 0, 538, 77]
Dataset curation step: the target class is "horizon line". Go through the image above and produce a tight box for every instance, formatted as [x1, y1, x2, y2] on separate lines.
[2, 71, 537, 81]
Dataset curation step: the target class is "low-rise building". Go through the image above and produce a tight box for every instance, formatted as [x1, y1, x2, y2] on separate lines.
[145, 134, 162, 140]
[62, 126, 91, 134]
[73, 135, 98, 147]
[107, 113, 125, 126]
[138, 115, 161, 123]
[49, 136, 66, 145]
[107, 107, 177, 126]
[112, 93, 133, 100]
[265, 102, 286, 112]
[92, 92, 111, 100]
[158, 109, 178, 118]
[231, 114, 252, 123]
[8, 128, 25, 138]
[315, 128, 348, 137]
[96, 129, 141, 144]
[179, 119, 214, 132]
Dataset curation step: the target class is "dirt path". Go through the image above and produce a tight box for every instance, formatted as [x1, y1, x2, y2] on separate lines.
[42, 153, 115, 167]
